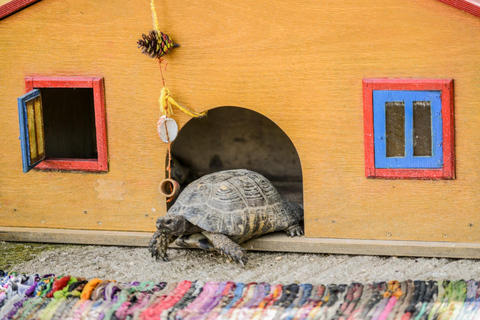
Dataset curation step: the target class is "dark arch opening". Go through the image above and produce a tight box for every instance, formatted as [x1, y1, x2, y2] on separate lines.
[168, 106, 303, 208]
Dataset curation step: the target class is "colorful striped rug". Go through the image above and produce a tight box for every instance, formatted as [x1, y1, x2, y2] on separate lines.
[0, 272, 477, 320]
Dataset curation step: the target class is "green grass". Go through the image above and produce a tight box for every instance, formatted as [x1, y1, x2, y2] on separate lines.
[0, 242, 70, 271]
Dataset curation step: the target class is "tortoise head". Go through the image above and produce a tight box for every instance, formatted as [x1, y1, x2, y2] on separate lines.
[151, 214, 203, 261]
[152, 215, 186, 261]
[156, 215, 188, 236]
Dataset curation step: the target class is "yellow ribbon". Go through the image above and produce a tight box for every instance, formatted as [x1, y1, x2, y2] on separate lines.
[159, 87, 207, 118]
[151, 0, 160, 32]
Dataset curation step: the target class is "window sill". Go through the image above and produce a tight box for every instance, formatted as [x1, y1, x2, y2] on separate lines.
[35, 158, 108, 172]
[366, 168, 454, 180]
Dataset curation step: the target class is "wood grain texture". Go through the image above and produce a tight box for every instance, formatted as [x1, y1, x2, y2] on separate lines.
[1, 0, 480, 247]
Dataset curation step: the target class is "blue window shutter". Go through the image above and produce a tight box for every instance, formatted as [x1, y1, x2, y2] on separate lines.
[373, 90, 443, 169]
[18, 89, 46, 172]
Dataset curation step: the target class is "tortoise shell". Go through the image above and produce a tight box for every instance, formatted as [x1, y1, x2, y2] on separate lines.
[168, 169, 301, 243]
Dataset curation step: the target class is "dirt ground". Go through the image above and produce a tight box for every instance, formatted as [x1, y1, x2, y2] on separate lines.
[3, 241, 480, 284]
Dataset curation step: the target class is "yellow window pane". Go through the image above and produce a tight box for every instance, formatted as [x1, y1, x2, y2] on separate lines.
[33, 96, 45, 158]
[26, 100, 38, 161]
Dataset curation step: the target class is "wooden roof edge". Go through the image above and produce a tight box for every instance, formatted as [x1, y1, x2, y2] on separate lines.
[0, 0, 40, 21]
[437, 0, 480, 18]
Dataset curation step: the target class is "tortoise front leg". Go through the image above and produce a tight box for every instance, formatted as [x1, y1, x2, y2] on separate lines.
[148, 230, 161, 258]
[201, 232, 248, 266]
[148, 230, 177, 262]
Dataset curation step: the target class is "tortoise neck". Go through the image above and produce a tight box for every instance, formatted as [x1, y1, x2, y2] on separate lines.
[183, 219, 204, 235]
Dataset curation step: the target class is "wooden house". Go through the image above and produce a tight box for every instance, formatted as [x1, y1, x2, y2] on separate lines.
[1, 0, 480, 258]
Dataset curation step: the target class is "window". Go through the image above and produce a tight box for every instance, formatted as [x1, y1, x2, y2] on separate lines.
[363, 79, 454, 179]
[18, 77, 108, 172]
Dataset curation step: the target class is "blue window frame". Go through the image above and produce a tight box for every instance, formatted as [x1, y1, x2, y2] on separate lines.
[18, 89, 46, 173]
[373, 90, 443, 169]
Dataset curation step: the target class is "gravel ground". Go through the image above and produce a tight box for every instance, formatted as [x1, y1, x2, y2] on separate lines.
[7, 243, 480, 284]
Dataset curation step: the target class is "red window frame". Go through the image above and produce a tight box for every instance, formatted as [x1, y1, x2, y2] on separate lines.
[25, 76, 108, 172]
[363, 78, 454, 179]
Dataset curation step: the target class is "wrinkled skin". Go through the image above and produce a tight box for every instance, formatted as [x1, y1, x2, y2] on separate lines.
[148, 213, 303, 265]
[148, 215, 201, 261]
[148, 230, 175, 262]
[149, 170, 304, 265]
[148, 214, 251, 265]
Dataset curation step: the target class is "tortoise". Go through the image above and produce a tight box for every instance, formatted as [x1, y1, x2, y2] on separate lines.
[148, 169, 304, 265]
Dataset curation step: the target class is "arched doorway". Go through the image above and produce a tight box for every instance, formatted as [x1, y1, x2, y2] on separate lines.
[169, 107, 303, 207]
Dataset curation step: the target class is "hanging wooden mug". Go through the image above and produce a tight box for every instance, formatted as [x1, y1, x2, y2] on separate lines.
[157, 115, 178, 143]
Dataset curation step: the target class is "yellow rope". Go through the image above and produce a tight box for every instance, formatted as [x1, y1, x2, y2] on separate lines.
[151, 2, 206, 122]
[151, 0, 160, 32]
[159, 87, 207, 118]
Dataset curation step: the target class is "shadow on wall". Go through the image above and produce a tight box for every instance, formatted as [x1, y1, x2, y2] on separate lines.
[168, 106, 303, 207]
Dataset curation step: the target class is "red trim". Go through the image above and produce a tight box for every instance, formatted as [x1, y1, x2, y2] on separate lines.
[25, 76, 108, 172]
[372, 169, 445, 180]
[363, 78, 455, 180]
[92, 78, 108, 172]
[0, 0, 40, 20]
[363, 80, 375, 178]
[436, 0, 480, 19]
[26, 77, 94, 88]
[35, 159, 100, 171]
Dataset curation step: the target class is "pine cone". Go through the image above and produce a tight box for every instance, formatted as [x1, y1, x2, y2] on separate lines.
[137, 30, 178, 59]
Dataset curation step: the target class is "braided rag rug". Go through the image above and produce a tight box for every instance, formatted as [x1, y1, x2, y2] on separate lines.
[0, 272, 478, 320]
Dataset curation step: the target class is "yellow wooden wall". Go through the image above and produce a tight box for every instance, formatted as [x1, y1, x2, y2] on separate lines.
[1, 0, 480, 243]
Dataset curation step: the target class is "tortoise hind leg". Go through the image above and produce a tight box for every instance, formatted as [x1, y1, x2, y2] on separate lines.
[201, 231, 248, 266]
[285, 224, 304, 237]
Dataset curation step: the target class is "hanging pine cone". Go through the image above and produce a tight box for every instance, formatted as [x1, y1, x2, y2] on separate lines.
[137, 30, 179, 59]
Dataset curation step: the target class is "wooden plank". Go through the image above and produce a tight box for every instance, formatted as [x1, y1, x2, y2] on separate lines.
[0, 227, 150, 246]
[1, 227, 480, 259]
[0, 0, 480, 245]
[244, 233, 480, 259]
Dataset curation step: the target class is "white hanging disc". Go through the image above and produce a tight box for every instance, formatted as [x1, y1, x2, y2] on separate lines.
[157, 116, 178, 143]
